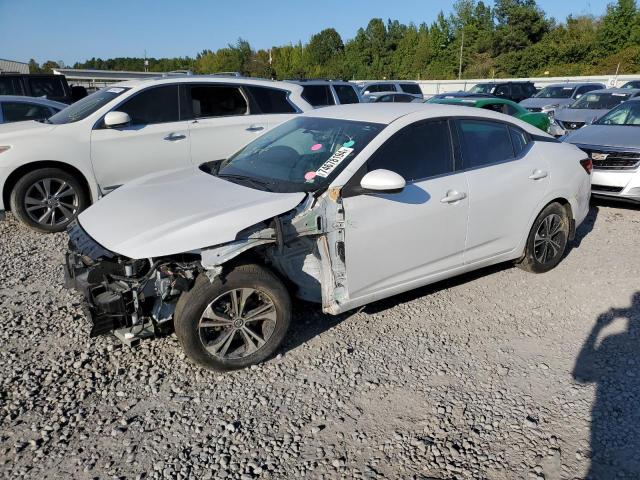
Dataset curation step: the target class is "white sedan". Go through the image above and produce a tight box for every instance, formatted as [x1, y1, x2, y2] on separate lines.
[0, 77, 312, 232]
[65, 103, 592, 371]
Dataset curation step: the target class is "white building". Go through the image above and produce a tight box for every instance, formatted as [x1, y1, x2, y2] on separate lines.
[0, 59, 29, 74]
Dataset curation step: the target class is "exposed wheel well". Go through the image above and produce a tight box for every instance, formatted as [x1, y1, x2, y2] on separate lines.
[2, 161, 92, 211]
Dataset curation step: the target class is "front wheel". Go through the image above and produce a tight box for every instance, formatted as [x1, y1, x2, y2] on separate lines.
[517, 202, 569, 273]
[174, 264, 292, 371]
[9, 168, 88, 233]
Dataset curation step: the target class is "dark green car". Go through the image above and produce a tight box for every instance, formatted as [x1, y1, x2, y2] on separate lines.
[427, 96, 550, 133]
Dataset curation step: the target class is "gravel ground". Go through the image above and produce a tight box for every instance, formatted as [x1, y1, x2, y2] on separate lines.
[1, 201, 639, 480]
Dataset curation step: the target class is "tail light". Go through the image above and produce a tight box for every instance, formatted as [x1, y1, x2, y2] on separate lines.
[580, 158, 593, 175]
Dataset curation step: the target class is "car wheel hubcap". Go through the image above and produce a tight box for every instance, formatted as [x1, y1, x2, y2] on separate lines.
[198, 288, 277, 360]
[534, 213, 565, 264]
[24, 178, 79, 227]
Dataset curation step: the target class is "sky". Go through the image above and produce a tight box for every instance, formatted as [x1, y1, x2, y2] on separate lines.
[0, 0, 611, 66]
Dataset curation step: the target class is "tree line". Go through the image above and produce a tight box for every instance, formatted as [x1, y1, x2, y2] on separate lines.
[30, 0, 640, 80]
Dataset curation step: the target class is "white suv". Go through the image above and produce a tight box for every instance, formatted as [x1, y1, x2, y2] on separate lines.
[0, 76, 312, 232]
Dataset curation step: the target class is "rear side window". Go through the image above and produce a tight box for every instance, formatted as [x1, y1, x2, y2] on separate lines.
[0, 77, 23, 95]
[400, 83, 422, 95]
[246, 86, 295, 113]
[1, 102, 53, 122]
[509, 127, 530, 156]
[301, 85, 335, 107]
[494, 85, 510, 97]
[576, 85, 601, 96]
[188, 85, 248, 118]
[118, 85, 180, 125]
[334, 85, 360, 104]
[367, 119, 453, 182]
[27, 77, 65, 98]
[457, 119, 514, 168]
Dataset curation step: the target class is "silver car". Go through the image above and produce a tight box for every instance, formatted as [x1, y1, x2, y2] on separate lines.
[359, 81, 423, 100]
[65, 103, 591, 371]
[519, 82, 605, 114]
[553, 88, 640, 136]
[564, 97, 640, 203]
[0, 95, 66, 124]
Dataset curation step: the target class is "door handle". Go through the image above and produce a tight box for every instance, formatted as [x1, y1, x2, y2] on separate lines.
[164, 133, 186, 141]
[529, 169, 548, 180]
[246, 125, 264, 132]
[440, 190, 467, 204]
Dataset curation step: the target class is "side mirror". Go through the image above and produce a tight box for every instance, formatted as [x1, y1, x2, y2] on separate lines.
[104, 111, 131, 128]
[360, 169, 406, 193]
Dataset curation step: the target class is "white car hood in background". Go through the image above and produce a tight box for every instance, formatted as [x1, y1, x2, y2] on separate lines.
[78, 167, 306, 259]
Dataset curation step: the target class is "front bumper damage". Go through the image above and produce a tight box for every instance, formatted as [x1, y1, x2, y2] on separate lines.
[64, 222, 196, 340]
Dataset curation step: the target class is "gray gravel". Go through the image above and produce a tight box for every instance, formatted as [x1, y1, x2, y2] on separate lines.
[1, 202, 639, 479]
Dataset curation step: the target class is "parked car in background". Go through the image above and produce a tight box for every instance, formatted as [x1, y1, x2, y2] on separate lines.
[65, 103, 591, 371]
[553, 88, 640, 136]
[468, 81, 537, 103]
[519, 82, 605, 115]
[0, 95, 66, 124]
[563, 98, 640, 204]
[358, 81, 423, 99]
[0, 76, 313, 231]
[0, 73, 86, 104]
[621, 80, 640, 89]
[428, 96, 550, 132]
[364, 92, 417, 103]
[284, 80, 361, 107]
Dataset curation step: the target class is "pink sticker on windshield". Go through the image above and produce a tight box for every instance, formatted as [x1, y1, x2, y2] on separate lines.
[311, 143, 323, 151]
[304, 171, 317, 181]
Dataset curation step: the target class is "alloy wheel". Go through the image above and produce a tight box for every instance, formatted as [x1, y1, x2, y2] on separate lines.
[198, 288, 278, 360]
[24, 178, 80, 227]
[534, 213, 565, 264]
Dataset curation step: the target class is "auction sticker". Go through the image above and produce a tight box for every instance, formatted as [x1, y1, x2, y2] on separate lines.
[315, 147, 354, 178]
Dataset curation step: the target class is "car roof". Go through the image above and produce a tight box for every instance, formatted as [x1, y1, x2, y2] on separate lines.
[112, 75, 305, 93]
[283, 79, 354, 86]
[300, 103, 542, 132]
[588, 88, 640, 94]
[0, 95, 67, 108]
[545, 82, 604, 88]
[360, 80, 418, 85]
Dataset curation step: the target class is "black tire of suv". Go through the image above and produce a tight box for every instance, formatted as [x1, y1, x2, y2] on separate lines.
[9, 168, 89, 234]
[174, 264, 292, 371]
[517, 202, 569, 274]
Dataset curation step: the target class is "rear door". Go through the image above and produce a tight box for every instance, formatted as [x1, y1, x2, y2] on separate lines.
[456, 119, 550, 263]
[90, 84, 190, 192]
[342, 119, 468, 299]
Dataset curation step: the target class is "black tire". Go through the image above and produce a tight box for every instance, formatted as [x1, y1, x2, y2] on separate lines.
[517, 202, 569, 273]
[9, 168, 89, 233]
[174, 264, 292, 371]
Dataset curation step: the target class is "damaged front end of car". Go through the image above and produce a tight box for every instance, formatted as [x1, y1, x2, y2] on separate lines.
[64, 189, 349, 344]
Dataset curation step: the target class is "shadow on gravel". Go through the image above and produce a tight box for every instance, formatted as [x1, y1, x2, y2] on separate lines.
[573, 292, 640, 479]
[569, 205, 599, 250]
[282, 262, 512, 354]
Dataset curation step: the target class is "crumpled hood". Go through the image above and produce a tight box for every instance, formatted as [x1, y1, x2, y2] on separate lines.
[78, 167, 306, 259]
[519, 97, 574, 109]
[554, 108, 609, 124]
[564, 125, 640, 150]
[0, 120, 56, 140]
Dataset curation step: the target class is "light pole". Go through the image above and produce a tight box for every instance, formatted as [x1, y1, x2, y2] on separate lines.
[458, 28, 464, 80]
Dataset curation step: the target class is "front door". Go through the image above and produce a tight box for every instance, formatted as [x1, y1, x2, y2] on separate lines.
[341, 119, 469, 300]
[91, 84, 190, 192]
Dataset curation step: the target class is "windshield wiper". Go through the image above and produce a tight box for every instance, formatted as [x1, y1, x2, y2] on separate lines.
[218, 174, 273, 192]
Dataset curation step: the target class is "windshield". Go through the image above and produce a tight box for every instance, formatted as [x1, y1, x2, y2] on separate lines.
[622, 81, 640, 89]
[48, 87, 130, 124]
[469, 84, 495, 94]
[535, 86, 575, 99]
[217, 117, 384, 193]
[596, 101, 640, 126]
[570, 92, 632, 110]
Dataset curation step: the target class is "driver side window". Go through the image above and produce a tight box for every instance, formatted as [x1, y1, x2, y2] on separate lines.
[367, 120, 454, 183]
[116, 85, 180, 125]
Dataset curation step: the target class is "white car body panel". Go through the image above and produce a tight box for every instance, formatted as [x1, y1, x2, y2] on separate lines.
[0, 77, 312, 212]
[77, 167, 305, 259]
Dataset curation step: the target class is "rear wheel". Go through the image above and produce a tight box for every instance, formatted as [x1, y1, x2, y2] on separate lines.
[10, 168, 88, 233]
[517, 202, 569, 273]
[174, 264, 292, 371]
